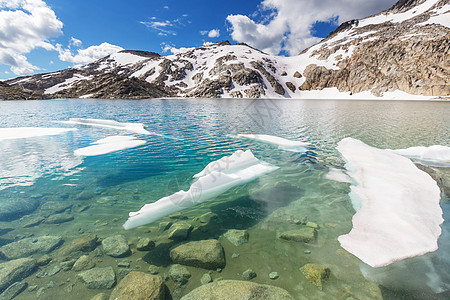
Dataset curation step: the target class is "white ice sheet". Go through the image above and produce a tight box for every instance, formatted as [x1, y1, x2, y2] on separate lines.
[337, 138, 443, 268]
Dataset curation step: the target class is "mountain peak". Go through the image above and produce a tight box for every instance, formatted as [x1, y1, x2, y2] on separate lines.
[390, 0, 430, 13]
[4, 0, 449, 100]
[118, 50, 160, 58]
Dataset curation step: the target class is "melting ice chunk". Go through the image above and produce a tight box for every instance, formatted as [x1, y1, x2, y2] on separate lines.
[0, 127, 76, 141]
[74, 135, 146, 156]
[237, 134, 309, 152]
[123, 149, 278, 230]
[325, 167, 352, 183]
[62, 118, 150, 135]
[337, 138, 443, 268]
[193, 149, 259, 178]
[388, 145, 450, 166]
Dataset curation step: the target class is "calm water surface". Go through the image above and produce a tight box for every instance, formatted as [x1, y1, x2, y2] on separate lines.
[0, 98, 448, 299]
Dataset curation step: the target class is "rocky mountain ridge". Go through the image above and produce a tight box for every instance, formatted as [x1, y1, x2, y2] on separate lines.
[3, 0, 449, 100]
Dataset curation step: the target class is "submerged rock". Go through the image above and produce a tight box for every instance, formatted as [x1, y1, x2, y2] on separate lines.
[47, 265, 61, 276]
[0, 258, 36, 293]
[43, 213, 74, 224]
[136, 237, 155, 251]
[108, 272, 166, 300]
[147, 265, 160, 275]
[102, 235, 130, 258]
[158, 221, 173, 232]
[197, 212, 217, 224]
[168, 264, 191, 284]
[38, 202, 73, 214]
[269, 272, 279, 280]
[0, 236, 63, 260]
[278, 228, 317, 243]
[223, 229, 249, 246]
[57, 233, 98, 260]
[306, 222, 320, 230]
[60, 259, 76, 271]
[180, 280, 293, 300]
[170, 239, 225, 270]
[72, 255, 95, 271]
[169, 212, 188, 220]
[168, 222, 192, 240]
[242, 269, 256, 280]
[117, 261, 130, 268]
[91, 293, 108, 300]
[0, 198, 39, 221]
[36, 254, 52, 266]
[0, 227, 12, 237]
[77, 267, 116, 289]
[300, 263, 330, 290]
[200, 273, 212, 285]
[117, 269, 132, 280]
[0, 281, 27, 299]
[22, 216, 45, 228]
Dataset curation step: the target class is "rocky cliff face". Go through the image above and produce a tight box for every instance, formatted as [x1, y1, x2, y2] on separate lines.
[299, 0, 450, 97]
[0, 81, 43, 100]
[5, 0, 449, 100]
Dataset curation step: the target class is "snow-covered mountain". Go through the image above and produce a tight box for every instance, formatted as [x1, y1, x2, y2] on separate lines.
[4, 0, 450, 100]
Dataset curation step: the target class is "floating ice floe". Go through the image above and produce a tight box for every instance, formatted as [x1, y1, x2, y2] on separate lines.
[193, 148, 259, 178]
[0, 128, 82, 190]
[360, 202, 450, 294]
[62, 118, 150, 135]
[337, 138, 443, 268]
[74, 135, 146, 156]
[123, 149, 279, 230]
[237, 134, 309, 152]
[388, 145, 450, 166]
[0, 127, 76, 141]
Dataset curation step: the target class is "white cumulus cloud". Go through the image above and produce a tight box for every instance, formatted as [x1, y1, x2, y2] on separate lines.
[201, 29, 221, 38]
[57, 42, 124, 64]
[161, 43, 194, 55]
[0, 0, 63, 75]
[69, 37, 82, 48]
[227, 0, 397, 55]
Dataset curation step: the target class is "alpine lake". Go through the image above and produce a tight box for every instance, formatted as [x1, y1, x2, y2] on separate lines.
[0, 98, 448, 300]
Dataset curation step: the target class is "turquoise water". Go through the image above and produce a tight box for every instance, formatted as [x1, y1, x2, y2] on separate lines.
[0, 98, 449, 299]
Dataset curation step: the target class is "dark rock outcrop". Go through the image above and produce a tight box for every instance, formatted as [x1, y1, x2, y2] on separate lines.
[0, 81, 42, 100]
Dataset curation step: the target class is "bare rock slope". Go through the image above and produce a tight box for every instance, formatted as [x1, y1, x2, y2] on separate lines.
[299, 0, 450, 97]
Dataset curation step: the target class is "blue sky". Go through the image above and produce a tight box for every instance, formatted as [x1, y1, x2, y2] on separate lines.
[0, 0, 396, 80]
